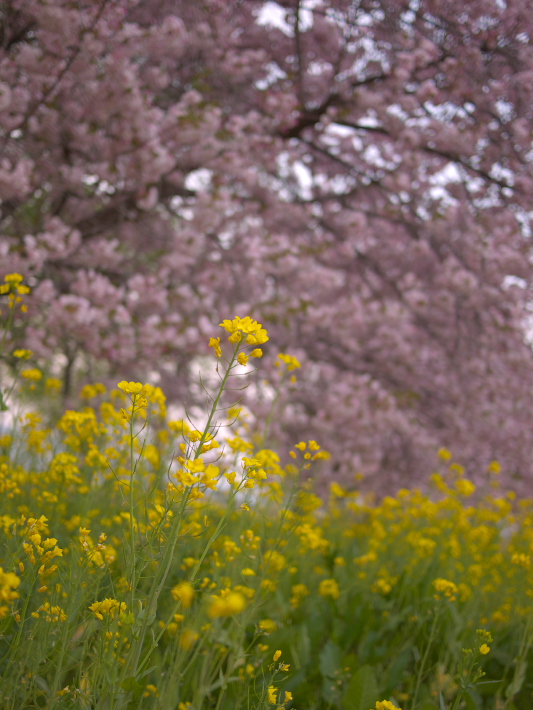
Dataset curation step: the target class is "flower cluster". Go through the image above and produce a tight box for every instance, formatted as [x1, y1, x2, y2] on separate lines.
[433, 578, 459, 602]
[0, 273, 30, 314]
[89, 598, 127, 621]
[209, 316, 269, 364]
[0, 567, 20, 618]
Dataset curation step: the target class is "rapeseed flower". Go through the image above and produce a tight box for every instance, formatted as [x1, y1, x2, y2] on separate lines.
[375, 701, 402, 710]
[267, 686, 277, 704]
[276, 353, 301, 370]
[13, 349, 32, 359]
[433, 578, 458, 602]
[21, 368, 42, 381]
[208, 591, 246, 618]
[171, 582, 195, 608]
[89, 598, 127, 621]
[208, 337, 222, 358]
[219, 316, 269, 345]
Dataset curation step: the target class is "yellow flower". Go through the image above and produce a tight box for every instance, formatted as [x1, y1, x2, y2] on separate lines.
[187, 458, 205, 474]
[21, 368, 42, 381]
[375, 701, 402, 710]
[201, 464, 220, 490]
[290, 583, 309, 607]
[250, 349, 263, 357]
[179, 629, 199, 650]
[277, 353, 301, 370]
[238, 352, 249, 366]
[273, 650, 282, 661]
[171, 582, 195, 608]
[4, 273, 23, 285]
[0, 568, 20, 602]
[433, 578, 458, 602]
[267, 686, 277, 704]
[246, 330, 269, 345]
[330, 482, 346, 497]
[319, 578, 340, 600]
[285, 691, 293, 702]
[46, 378, 62, 391]
[89, 598, 127, 621]
[480, 644, 490, 655]
[511, 553, 531, 568]
[228, 331, 242, 344]
[13, 349, 32, 359]
[209, 337, 222, 358]
[259, 619, 277, 633]
[117, 381, 147, 396]
[208, 592, 246, 618]
[455, 479, 476, 496]
[219, 316, 269, 345]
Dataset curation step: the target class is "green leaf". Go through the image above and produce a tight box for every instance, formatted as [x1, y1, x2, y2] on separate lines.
[439, 691, 447, 710]
[385, 647, 412, 691]
[320, 640, 341, 678]
[343, 665, 379, 710]
[464, 690, 481, 710]
[120, 676, 144, 699]
[506, 661, 527, 698]
[136, 608, 156, 625]
[475, 679, 501, 697]
[137, 665, 157, 680]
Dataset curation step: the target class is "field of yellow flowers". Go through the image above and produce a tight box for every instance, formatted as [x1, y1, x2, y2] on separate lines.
[0, 274, 532, 710]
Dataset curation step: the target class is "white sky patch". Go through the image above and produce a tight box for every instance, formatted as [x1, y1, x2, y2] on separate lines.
[256, 2, 293, 35]
[256, 0, 319, 34]
[495, 99, 514, 123]
[430, 162, 462, 185]
[514, 209, 533, 238]
[503, 275, 527, 290]
[255, 61, 287, 90]
[338, 37, 390, 81]
[489, 162, 514, 186]
[428, 185, 458, 206]
[357, 114, 381, 128]
[184, 168, 212, 192]
[308, 59, 332, 76]
[293, 160, 313, 199]
[324, 123, 364, 151]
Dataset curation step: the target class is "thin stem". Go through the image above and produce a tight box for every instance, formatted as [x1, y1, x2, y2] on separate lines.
[411, 607, 440, 710]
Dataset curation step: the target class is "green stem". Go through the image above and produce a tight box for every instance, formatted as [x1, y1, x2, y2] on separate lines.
[411, 607, 440, 710]
[195, 344, 240, 458]
[129, 407, 136, 612]
[134, 484, 241, 680]
[126, 344, 241, 682]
